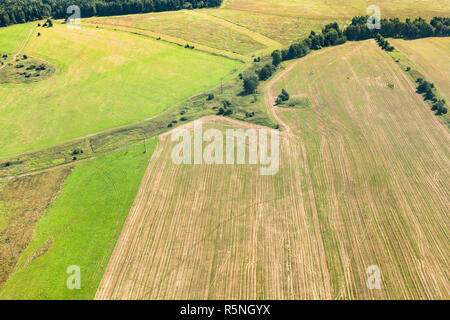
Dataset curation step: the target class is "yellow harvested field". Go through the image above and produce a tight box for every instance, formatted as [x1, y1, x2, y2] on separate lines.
[95, 41, 449, 299]
[222, 0, 450, 20]
[391, 37, 450, 100]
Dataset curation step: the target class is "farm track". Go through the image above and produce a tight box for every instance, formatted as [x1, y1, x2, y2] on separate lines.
[96, 40, 449, 299]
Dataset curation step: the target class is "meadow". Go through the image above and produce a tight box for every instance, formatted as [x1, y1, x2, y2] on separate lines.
[95, 41, 449, 300]
[0, 140, 157, 299]
[0, 23, 34, 55]
[0, 23, 241, 157]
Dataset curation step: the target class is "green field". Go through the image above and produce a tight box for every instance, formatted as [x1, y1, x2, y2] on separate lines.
[0, 140, 157, 299]
[0, 23, 241, 157]
[0, 23, 34, 55]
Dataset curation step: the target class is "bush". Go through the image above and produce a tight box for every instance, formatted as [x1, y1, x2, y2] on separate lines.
[207, 93, 215, 100]
[36, 64, 46, 71]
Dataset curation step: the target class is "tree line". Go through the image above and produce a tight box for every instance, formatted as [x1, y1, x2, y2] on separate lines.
[375, 33, 394, 51]
[271, 16, 450, 66]
[0, 0, 223, 27]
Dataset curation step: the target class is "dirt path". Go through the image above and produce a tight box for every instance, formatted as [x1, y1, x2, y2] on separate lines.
[0, 25, 36, 71]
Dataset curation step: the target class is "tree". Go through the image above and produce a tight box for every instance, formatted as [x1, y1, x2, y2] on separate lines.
[243, 76, 259, 94]
[271, 50, 282, 66]
[277, 89, 290, 103]
[257, 64, 273, 81]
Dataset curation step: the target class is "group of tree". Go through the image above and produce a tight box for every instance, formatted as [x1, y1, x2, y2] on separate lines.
[256, 64, 274, 81]
[275, 89, 290, 105]
[0, 0, 223, 27]
[416, 78, 448, 115]
[345, 16, 450, 41]
[375, 33, 394, 51]
[417, 78, 436, 100]
[431, 99, 447, 115]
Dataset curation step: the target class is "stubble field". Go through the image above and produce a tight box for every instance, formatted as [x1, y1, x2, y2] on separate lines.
[95, 41, 449, 300]
[391, 37, 450, 100]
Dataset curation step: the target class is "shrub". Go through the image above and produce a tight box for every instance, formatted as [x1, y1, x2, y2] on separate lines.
[222, 100, 232, 108]
[207, 93, 215, 100]
[71, 148, 84, 155]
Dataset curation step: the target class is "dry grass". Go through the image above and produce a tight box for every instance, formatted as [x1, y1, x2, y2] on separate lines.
[213, 1, 450, 45]
[391, 37, 450, 100]
[206, 8, 348, 45]
[223, 0, 450, 20]
[95, 41, 449, 299]
[84, 10, 268, 56]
